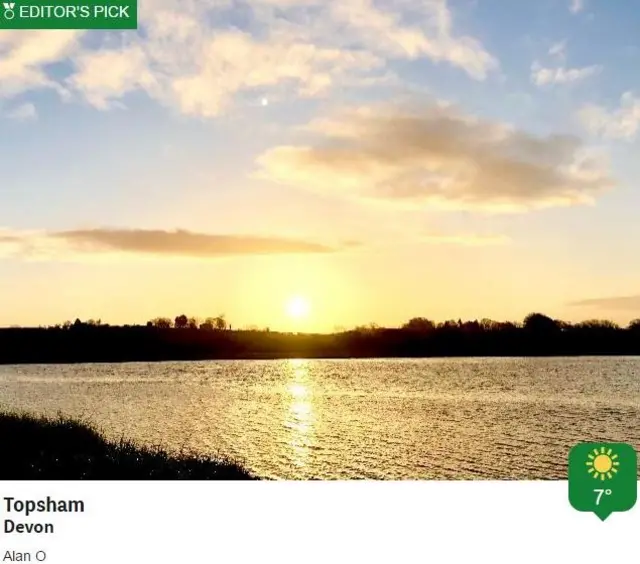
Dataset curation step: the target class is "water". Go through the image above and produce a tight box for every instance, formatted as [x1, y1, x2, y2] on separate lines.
[1, 357, 639, 479]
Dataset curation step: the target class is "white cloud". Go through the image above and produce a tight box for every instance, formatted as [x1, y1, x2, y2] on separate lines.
[165, 32, 382, 117]
[0, 0, 497, 117]
[67, 45, 157, 110]
[531, 61, 601, 86]
[0, 31, 83, 98]
[548, 40, 567, 60]
[44, 5, 386, 116]
[47, 7, 387, 116]
[256, 102, 614, 213]
[4, 102, 37, 121]
[570, 0, 584, 14]
[326, 0, 497, 80]
[578, 92, 640, 140]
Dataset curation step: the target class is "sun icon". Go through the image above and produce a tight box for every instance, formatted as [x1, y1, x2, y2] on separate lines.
[586, 446, 620, 480]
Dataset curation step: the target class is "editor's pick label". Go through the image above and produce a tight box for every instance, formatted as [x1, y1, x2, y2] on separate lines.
[0, 0, 137, 29]
[569, 442, 637, 521]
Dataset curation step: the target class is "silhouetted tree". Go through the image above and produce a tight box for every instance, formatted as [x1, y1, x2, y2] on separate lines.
[629, 319, 640, 331]
[460, 320, 481, 333]
[152, 317, 172, 329]
[214, 315, 227, 331]
[187, 317, 199, 329]
[523, 313, 560, 334]
[555, 320, 573, 331]
[576, 319, 619, 330]
[401, 317, 436, 332]
[354, 323, 381, 335]
[480, 318, 500, 331]
[174, 314, 188, 329]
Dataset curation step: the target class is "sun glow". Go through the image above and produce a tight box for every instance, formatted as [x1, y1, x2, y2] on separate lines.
[286, 296, 310, 320]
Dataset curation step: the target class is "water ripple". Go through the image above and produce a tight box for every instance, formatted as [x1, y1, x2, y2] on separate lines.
[1, 357, 639, 479]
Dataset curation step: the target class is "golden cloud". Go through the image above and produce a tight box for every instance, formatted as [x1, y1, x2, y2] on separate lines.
[569, 295, 640, 311]
[0, 228, 355, 260]
[256, 103, 614, 212]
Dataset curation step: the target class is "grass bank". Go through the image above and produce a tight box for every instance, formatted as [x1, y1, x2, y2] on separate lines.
[0, 411, 256, 480]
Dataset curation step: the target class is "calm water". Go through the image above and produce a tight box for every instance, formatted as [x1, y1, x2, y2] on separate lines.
[1, 357, 639, 479]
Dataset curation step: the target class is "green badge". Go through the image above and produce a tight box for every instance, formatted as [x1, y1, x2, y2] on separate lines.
[569, 443, 637, 521]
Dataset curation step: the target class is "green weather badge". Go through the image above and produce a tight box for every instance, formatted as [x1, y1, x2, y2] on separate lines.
[569, 443, 637, 521]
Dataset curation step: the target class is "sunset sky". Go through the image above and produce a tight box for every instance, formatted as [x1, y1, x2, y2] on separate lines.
[2, 0, 640, 332]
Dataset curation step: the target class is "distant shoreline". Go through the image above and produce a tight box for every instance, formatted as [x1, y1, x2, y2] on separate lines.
[2, 314, 640, 364]
[3, 352, 640, 366]
[0, 412, 256, 480]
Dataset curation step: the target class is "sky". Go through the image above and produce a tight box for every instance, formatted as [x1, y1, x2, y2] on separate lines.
[1, 0, 640, 332]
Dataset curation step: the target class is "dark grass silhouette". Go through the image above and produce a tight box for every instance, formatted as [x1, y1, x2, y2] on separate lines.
[0, 411, 256, 480]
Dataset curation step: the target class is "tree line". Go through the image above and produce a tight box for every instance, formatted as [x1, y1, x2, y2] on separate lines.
[1, 312, 640, 364]
[23, 312, 640, 333]
[46, 314, 230, 331]
[398, 313, 640, 334]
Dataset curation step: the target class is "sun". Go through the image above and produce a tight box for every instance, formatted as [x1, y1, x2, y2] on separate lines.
[286, 296, 310, 320]
[586, 446, 620, 480]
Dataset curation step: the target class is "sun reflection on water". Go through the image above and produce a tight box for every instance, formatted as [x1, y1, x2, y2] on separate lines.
[288, 383, 308, 399]
[283, 359, 316, 470]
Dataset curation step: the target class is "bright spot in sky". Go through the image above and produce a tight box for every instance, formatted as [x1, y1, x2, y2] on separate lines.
[286, 296, 310, 320]
[261, 97, 269, 106]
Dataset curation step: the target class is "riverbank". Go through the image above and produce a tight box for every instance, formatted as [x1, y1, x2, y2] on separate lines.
[2, 315, 639, 364]
[0, 412, 256, 480]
